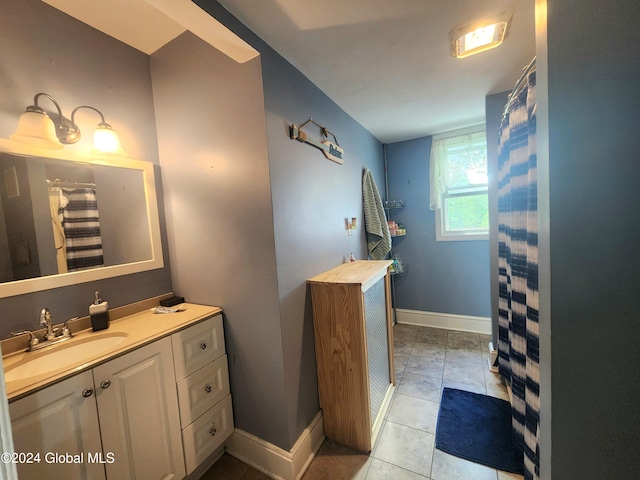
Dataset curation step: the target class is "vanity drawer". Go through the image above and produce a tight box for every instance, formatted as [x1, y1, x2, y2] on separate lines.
[172, 314, 224, 380]
[182, 394, 234, 475]
[177, 354, 230, 427]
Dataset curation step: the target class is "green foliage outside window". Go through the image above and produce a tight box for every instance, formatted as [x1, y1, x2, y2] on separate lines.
[445, 194, 489, 231]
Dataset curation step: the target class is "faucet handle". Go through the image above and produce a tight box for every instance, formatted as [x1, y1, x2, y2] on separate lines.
[62, 317, 78, 338]
[39, 307, 51, 326]
[11, 330, 40, 351]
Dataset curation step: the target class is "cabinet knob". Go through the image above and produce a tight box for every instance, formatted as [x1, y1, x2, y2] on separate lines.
[100, 380, 111, 390]
[82, 388, 94, 398]
[209, 427, 217, 437]
[204, 385, 212, 393]
[200, 342, 207, 350]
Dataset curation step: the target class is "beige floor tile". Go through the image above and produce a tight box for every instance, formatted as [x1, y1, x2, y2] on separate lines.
[302, 440, 371, 480]
[410, 342, 446, 361]
[394, 324, 420, 342]
[200, 453, 250, 480]
[487, 388, 510, 401]
[447, 331, 481, 350]
[479, 333, 493, 345]
[387, 393, 439, 434]
[365, 459, 429, 479]
[498, 470, 525, 479]
[415, 327, 448, 346]
[445, 348, 484, 366]
[395, 353, 410, 371]
[430, 449, 498, 480]
[372, 422, 434, 478]
[442, 380, 486, 396]
[484, 367, 507, 390]
[204, 326, 521, 480]
[242, 468, 272, 479]
[443, 361, 486, 388]
[406, 355, 444, 378]
[394, 339, 415, 356]
[397, 372, 442, 403]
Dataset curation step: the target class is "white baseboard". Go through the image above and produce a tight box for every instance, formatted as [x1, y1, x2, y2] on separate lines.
[396, 308, 491, 334]
[225, 411, 325, 480]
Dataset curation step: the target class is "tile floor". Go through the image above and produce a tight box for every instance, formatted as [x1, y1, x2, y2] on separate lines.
[202, 324, 525, 480]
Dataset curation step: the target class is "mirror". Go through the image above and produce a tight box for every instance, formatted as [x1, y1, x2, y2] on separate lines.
[0, 139, 163, 298]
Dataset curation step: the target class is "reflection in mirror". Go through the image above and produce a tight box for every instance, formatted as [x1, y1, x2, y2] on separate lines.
[0, 142, 163, 298]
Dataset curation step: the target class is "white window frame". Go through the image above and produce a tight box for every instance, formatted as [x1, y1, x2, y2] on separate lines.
[431, 126, 489, 242]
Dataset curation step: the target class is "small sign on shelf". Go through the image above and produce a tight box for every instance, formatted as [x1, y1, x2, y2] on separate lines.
[289, 118, 344, 164]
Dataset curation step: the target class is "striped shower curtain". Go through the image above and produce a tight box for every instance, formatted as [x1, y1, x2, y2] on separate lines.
[497, 60, 539, 480]
[62, 188, 104, 271]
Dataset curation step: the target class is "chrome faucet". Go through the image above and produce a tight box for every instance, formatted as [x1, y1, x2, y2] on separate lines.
[40, 307, 56, 340]
[11, 308, 75, 352]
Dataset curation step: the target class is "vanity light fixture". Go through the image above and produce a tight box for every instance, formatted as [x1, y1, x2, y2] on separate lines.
[449, 11, 512, 59]
[10, 93, 127, 156]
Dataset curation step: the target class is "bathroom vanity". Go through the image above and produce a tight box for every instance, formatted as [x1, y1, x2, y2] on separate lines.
[2, 302, 232, 480]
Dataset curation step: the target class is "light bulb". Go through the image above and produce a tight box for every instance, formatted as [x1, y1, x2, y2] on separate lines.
[93, 124, 126, 156]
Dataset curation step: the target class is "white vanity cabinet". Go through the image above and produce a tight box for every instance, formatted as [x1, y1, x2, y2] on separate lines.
[172, 314, 234, 474]
[93, 337, 185, 480]
[9, 337, 185, 480]
[9, 370, 106, 480]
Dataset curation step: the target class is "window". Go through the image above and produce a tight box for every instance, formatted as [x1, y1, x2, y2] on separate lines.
[430, 127, 489, 241]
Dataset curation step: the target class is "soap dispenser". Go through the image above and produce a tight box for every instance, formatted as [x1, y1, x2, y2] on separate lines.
[90, 291, 110, 331]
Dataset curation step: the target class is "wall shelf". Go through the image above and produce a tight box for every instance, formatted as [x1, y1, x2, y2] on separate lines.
[384, 199, 404, 209]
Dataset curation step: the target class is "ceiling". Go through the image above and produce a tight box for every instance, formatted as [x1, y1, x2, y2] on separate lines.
[217, 0, 536, 143]
[41, 0, 259, 62]
[43, 0, 536, 144]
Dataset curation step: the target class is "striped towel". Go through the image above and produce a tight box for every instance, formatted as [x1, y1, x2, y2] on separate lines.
[62, 188, 104, 271]
[362, 168, 391, 260]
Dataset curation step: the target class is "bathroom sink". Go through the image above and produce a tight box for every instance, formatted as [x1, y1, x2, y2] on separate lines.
[4, 332, 128, 383]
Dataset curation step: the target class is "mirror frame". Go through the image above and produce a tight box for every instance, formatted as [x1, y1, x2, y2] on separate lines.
[0, 139, 164, 298]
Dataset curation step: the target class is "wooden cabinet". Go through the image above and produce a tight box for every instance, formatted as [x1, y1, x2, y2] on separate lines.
[10, 338, 185, 480]
[172, 314, 233, 475]
[308, 260, 395, 452]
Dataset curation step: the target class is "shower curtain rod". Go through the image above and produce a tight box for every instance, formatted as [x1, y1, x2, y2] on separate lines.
[502, 57, 536, 120]
[47, 179, 95, 188]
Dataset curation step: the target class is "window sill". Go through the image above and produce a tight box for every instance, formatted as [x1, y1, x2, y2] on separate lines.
[435, 231, 489, 242]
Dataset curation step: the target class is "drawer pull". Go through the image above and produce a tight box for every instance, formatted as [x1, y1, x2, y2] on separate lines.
[82, 388, 94, 398]
[100, 380, 111, 390]
[204, 384, 212, 393]
[200, 342, 207, 350]
[209, 427, 217, 437]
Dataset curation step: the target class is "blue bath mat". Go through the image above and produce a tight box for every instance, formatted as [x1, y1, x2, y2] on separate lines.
[435, 387, 524, 473]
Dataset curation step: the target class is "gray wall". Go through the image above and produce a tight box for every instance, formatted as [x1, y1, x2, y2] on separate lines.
[157, 1, 386, 450]
[151, 32, 288, 449]
[0, 0, 172, 337]
[537, 0, 640, 477]
[385, 137, 490, 317]
[260, 25, 385, 447]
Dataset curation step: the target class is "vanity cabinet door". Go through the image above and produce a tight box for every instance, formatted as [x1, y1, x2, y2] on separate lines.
[9, 370, 105, 480]
[92, 337, 185, 480]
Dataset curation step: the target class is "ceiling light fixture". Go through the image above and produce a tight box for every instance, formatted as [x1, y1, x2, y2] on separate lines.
[10, 93, 127, 156]
[449, 11, 512, 59]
